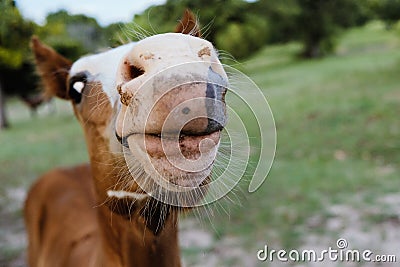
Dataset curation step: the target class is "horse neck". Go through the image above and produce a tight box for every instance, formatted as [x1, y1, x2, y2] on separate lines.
[83, 123, 182, 267]
[95, 204, 181, 267]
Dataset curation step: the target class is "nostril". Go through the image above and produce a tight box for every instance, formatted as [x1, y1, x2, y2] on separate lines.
[180, 117, 224, 136]
[182, 107, 190, 115]
[129, 65, 144, 80]
[205, 119, 224, 134]
[117, 61, 145, 106]
[122, 60, 145, 82]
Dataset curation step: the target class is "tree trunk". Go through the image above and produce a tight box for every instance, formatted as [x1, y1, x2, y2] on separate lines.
[0, 81, 9, 130]
[302, 41, 321, 59]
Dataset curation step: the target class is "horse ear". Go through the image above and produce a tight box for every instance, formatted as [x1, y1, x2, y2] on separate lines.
[31, 36, 72, 100]
[175, 9, 201, 37]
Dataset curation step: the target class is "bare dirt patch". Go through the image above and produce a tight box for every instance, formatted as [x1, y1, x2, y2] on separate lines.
[0, 187, 27, 267]
[296, 193, 400, 267]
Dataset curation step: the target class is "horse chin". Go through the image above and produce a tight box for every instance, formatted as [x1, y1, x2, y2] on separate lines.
[124, 132, 220, 193]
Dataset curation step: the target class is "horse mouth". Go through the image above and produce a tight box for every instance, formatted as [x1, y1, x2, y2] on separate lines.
[136, 131, 220, 158]
[119, 131, 221, 188]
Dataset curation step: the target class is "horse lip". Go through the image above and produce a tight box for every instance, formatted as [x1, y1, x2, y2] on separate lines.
[122, 131, 220, 188]
[119, 130, 221, 155]
[145, 131, 220, 158]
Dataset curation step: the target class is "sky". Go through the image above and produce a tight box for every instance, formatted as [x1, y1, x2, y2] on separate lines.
[16, 0, 167, 26]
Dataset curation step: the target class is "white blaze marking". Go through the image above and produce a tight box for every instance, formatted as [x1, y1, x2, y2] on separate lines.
[69, 43, 136, 107]
[68, 34, 219, 108]
[107, 190, 149, 200]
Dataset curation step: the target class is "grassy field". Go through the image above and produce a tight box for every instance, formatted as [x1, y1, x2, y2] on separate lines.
[1, 21, 399, 266]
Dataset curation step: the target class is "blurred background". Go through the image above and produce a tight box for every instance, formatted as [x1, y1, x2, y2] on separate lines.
[1, 0, 399, 266]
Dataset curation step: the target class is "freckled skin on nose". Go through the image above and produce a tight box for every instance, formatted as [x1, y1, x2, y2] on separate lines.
[182, 107, 190, 114]
[117, 83, 133, 106]
[147, 83, 209, 134]
[115, 33, 229, 137]
[198, 47, 211, 58]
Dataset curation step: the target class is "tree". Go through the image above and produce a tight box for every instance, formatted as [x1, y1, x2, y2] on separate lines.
[250, 0, 300, 44]
[296, 0, 370, 58]
[36, 10, 107, 61]
[215, 14, 268, 59]
[373, 0, 400, 27]
[128, 0, 268, 59]
[0, 82, 7, 128]
[0, 0, 36, 129]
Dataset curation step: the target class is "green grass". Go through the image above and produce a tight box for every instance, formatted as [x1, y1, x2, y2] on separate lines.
[210, 21, 400, 251]
[0, 104, 87, 189]
[1, 21, 400, 265]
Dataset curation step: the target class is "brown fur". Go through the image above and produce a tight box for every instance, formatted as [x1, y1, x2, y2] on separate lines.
[30, 36, 72, 99]
[24, 10, 203, 267]
[175, 9, 201, 37]
[24, 165, 181, 267]
[24, 165, 99, 267]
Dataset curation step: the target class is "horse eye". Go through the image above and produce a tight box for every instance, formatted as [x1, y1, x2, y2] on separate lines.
[69, 72, 88, 104]
[73, 81, 85, 93]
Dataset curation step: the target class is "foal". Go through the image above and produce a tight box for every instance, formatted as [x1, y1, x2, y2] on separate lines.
[25, 10, 228, 267]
